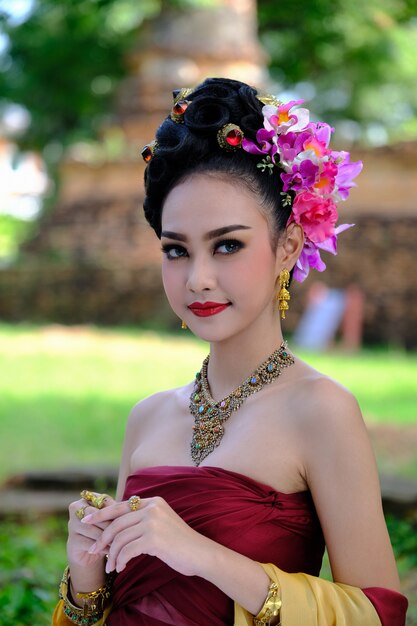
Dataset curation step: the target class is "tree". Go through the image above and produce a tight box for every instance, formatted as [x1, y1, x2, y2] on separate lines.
[0, 0, 158, 154]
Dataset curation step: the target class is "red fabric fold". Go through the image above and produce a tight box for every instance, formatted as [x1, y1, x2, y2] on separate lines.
[105, 465, 408, 625]
[362, 587, 408, 626]
[107, 465, 324, 626]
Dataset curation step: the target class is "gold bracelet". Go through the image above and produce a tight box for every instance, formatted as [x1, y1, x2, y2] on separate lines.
[59, 566, 113, 625]
[254, 580, 282, 626]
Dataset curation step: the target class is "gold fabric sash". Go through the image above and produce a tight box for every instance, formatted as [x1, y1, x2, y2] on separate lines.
[234, 563, 381, 626]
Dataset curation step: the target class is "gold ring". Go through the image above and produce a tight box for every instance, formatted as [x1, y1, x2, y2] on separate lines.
[80, 490, 110, 510]
[128, 495, 141, 511]
[76, 506, 88, 520]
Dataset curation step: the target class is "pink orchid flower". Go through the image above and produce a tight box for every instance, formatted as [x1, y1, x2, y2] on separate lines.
[314, 161, 338, 195]
[281, 160, 319, 192]
[316, 223, 355, 255]
[263, 100, 310, 134]
[242, 129, 278, 161]
[276, 130, 313, 165]
[307, 122, 334, 149]
[293, 241, 327, 282]
[332, 152, 363, 200]
[293, 223, 355, 282]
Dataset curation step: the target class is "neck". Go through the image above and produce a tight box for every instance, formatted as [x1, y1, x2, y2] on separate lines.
[205, 312, 285, 401]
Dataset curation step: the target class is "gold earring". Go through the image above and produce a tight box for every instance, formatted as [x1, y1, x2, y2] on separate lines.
[278, 269, 290, 319]
[181, 320, 187, 330]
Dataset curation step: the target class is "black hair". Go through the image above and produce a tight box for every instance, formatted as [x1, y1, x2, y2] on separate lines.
[143, 77, 292, 243]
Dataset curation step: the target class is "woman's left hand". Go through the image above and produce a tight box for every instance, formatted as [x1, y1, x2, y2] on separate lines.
[81, 496, 210, 577]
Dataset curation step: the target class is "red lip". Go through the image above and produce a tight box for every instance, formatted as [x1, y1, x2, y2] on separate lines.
[188, 301, 231, 317]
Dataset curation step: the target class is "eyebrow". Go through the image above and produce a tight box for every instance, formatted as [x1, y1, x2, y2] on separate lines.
[160, 224, 252, 242]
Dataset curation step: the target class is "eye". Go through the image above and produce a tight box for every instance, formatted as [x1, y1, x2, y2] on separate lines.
[215, 239, 244, 255]
[161, 244, 188, 260]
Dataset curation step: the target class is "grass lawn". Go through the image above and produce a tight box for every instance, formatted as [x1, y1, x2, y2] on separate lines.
[0, 323, 416, 481]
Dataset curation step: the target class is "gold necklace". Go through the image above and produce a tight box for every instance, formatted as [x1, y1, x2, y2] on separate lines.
[189, 342, 294, 466]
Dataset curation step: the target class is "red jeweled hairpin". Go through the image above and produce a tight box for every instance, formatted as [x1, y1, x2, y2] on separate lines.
[216, 123, 244, 151]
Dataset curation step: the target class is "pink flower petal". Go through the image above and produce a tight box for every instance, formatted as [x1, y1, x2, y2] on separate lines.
[242, 139, 267, 156]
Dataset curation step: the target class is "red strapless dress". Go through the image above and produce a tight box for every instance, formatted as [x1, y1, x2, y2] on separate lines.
[106, 465, 407, 626]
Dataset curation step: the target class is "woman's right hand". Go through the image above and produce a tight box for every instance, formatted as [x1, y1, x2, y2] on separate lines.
[67, 494, 115, 569]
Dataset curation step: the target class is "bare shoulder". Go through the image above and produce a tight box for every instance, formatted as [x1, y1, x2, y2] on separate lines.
[126, 383, 193, 432]
[287, 356, 372, 478]
[289, 356, 364, 437]
[116, 383, 193, 500]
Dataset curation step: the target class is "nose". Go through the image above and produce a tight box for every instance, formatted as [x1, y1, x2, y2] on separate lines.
[186, 255, 217, 293]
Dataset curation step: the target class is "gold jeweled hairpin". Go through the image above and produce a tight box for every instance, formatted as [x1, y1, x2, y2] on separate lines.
[216, 123, 244, 151]
[170, 87, 194, 123]
[141, 139, 158, 163]
[256, 93, 282, 107]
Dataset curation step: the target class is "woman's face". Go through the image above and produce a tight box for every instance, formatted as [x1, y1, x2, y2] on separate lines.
[160, 174, 283, 343]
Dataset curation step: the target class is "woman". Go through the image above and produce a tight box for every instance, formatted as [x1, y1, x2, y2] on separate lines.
[53, 78, 408, 625]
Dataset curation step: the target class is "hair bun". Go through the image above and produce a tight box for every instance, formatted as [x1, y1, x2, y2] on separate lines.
[143, 77, 287, 240]
[184, 97, 230, 133]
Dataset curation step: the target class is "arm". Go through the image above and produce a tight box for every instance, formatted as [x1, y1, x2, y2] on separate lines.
[302, 379, 400, 591]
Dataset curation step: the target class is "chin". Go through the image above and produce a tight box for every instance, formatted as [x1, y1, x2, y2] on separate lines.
[190, 320, 249, 344]
[189, 328, 229, 343]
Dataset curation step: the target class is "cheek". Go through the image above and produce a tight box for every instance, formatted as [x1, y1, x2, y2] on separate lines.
[232, 246, 277, 291]
[161, 260, 183, 302]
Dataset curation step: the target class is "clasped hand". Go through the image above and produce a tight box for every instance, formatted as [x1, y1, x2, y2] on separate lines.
[80, 496, 206, 576]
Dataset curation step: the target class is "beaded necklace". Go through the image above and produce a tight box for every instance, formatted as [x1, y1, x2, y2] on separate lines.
[189, 342, 294, 466]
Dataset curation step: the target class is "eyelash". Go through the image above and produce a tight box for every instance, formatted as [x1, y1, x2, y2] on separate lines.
[161, 238, 244, 260]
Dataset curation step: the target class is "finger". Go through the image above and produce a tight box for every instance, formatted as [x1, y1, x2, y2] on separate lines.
[71, 503, 99, 523]
[106, 529, 145, 573]
[82, 498, 145, 525]
[74, 523, 104, 543]
[72, 498, 114, 530]
[88, 511, 141, 555]
[69, 504, 108, 542]
[78, 495, 116, 513]
[85, 499, 115, 530]
[114, 537, 145, 574]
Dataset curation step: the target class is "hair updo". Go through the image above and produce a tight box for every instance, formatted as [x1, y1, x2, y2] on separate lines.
[143, 77, 291, 242]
